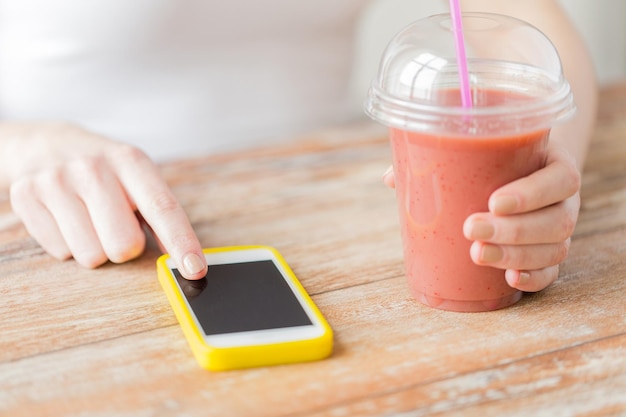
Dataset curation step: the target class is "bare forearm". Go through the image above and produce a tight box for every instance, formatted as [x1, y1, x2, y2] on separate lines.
[461, 0, 599, 169]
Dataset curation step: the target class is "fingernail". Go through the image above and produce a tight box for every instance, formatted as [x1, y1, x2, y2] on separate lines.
[518, 271, 531, 285]
[469, 220, 495, 240]
[480, 245, 503, 263]
[382, 166, 395, 189]
[490, 195, 518, 215]
[183, 253, 206, 276]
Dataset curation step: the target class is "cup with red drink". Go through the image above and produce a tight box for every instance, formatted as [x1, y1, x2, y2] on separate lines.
[365, 13, 575, 312]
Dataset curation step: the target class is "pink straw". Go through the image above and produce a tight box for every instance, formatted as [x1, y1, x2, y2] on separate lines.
[448, 0, 473, 108]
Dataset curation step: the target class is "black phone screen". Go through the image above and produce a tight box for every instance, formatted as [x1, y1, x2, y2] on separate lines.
[172, 260, 313, 335]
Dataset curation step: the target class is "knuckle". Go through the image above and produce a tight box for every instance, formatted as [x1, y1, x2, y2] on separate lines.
[506, 222, 524, 243]
[164, 232, 199, 255]
[556, 199, 580, 241]
[561, 213, 578, 239]
[66, 156, 109, 191]
[565, 163, 582, 195]
[35, 167, 69, 198]
[75, 251, 109, 269]
[48, 246, 73, 261]
[571, 192, 582, 211]
[172, 233, 196, 248]
[549, 198, 580, 242]
[109, 143, 150, 165]
[37, 167, 64, 189]
[544, 264, 561, 287]
[9, 178, 35, 207]
[11, 168, 67, 204]
[551, 239, 571, 265]
[511, 247, 529, 268]
[150, 191, 181, 214]
[529, 265, 560, 292]
[69, 155, 106, 178]
[107, 235, 146, 264]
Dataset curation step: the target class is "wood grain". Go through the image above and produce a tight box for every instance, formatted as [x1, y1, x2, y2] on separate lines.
[0, 86, 625, 417]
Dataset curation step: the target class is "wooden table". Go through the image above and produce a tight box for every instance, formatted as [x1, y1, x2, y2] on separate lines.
[1, 84, 625, 417]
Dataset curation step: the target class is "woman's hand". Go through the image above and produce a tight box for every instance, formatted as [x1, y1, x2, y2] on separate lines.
[382, 144, 581, 292]
[2, 123, 207, 279]
[463, 145, 581, 291]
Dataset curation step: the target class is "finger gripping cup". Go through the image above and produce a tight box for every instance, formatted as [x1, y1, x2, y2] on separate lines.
[364, 13, 574, 312]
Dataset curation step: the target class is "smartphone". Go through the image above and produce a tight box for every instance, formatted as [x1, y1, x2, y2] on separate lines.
[156, 245, 333, 371]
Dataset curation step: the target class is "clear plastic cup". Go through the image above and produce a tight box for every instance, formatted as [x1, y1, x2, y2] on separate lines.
[364, 13, 575, 312]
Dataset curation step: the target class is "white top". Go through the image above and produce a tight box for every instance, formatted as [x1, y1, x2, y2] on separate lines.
[0, 1, 616, 162]
[0, 0, 365, 161]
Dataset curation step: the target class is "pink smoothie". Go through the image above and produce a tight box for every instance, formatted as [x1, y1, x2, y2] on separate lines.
[390, 94, 549, 312]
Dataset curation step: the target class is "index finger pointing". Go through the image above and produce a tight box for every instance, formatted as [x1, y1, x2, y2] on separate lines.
[107, 144, 207, 279]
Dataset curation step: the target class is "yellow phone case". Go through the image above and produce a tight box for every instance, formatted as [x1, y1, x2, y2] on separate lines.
[156, 246, 333, 371]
